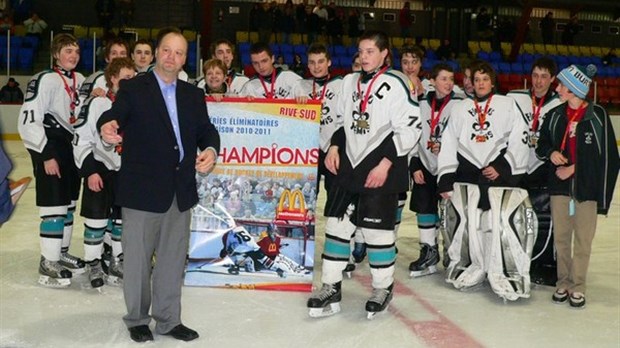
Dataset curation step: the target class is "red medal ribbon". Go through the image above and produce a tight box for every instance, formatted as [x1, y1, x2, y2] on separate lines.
[54, 68, 77, 124]
[429, 94, 450, 139]
[530, 92, 546, 133]
[357, 66, 389, 113]
[312, 75, 330, 100]
[473, 94, 493, 130]
[560, 102, 586, 152]
[106, 90, 116, 103]
[258, 69, 276, 99]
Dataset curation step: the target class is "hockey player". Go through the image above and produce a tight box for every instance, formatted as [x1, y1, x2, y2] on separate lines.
[75, 38, 130, 268]
[73, 57, 136, 288]
[131, 39, 154, 74]
[195, 39, 249, 95]
[408, 63, 464, 277]
[293, 43, 342, 195]
[257, 223, 307, 274]
[18, 33, 86, 287]
[238, 42, 302, 99]
[256, 224, 283, 260]
[219, 225, 296, 277]
[400, 46, 428, 98]
[437, 61, 531, 299]
[536, 64, 619, 309]
[79, 38, 129, 100]
[507, 57, 562, 286]
[307, 31, 420, 319]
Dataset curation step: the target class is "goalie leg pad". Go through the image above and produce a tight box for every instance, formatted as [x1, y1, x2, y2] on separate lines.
[487, 187, 538, 301]
[445, 184, 489, 289]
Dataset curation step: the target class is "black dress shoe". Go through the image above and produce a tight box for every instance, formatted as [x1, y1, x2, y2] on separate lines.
[162, 324, 199, 341]
[128, 325, 153, 342]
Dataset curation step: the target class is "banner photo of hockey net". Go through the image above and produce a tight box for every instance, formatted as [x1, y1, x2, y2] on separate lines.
[185, 98, 322, 292]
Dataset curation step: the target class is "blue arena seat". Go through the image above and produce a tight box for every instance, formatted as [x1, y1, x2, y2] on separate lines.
[18, 47, 35, 70]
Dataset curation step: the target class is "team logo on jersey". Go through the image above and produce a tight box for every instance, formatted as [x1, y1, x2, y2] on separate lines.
[351, 110, 370, 134]
[468, 106, 495, 142]
[320, 105, 332, 126]
[25, 78, 39, 101]
[471, 120, 492, 142]
[426, 119, 447, 150]
[584, 132, 593, 144]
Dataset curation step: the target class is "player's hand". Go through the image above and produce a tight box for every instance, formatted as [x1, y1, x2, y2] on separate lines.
[431, 142, 441, 155]
[196, 148, 217, 174]
[91, 87, 106, 97]
[364, 158, 392, 188]
[440, 191, 453, 199]
[87, 173, 104, 192]
[211, 93, 224, 102]
[413, 170, 425, 185]
[325, 146, 339, 175]
[550, 151, 568, 166]
[100, 120, 123, 145]
[43, 158, 61, 178]
[482, 166, 499, 181]
[555, 165, 575, 181]
[295, 96, 309, 104]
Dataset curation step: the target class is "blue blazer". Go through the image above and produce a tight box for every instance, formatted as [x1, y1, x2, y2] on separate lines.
[98, 72, 220, 213]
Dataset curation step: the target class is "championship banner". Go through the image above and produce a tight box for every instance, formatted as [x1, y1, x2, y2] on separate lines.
[185, 97, 321, 292]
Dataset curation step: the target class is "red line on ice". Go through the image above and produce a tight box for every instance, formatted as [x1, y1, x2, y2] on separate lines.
[357, 275, 484, 348]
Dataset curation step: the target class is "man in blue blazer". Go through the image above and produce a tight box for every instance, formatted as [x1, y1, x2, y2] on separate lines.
[98, 28, 219, 343]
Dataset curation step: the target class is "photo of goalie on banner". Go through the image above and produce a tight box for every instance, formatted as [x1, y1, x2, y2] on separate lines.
[185, 98, 321, 292]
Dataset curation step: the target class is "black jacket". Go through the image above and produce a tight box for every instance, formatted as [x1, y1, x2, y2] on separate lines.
[536, 102, 619, 215]
[97, 72, 220, 213]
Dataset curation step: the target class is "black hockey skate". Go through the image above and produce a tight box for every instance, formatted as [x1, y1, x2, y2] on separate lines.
[409, 244, 440, 278]
[102, 243, 112, 267]
[365, 283, 394, 320]
[227, 264, 240, 275]
[106, 254, 123, 286]
[307, 282, 342, 318]
[38, 256, 72, 288]
[352, 242, 367, 263]
[343, 263, 356, 278]
[88, 259, 105, 288]
[59, 251, 86, 275]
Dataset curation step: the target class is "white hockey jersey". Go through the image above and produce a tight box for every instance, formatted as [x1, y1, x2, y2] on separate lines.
[412, 91, 464, 176]
[79, 71, 107, 100]
[18, 69, 85, 156]
[437, 94, 529, 184]
[73, 94, 121, 173]
[194, 70, 249, 95]
[292, 75, 343, 152]
[507, 89, 562, 174]
[333, 68, 421, 193]
[238, 68, 302, 99]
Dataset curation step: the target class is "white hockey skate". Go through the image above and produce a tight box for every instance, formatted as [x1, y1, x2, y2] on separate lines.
[38, 256, 72, 288]
[409, 244, 440, 278]
[59, 251, 86, 275]
[365, 284, 393, 320]
[307, 282, 342, 318]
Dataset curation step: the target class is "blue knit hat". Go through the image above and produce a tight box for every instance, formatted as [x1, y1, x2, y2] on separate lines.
[556, 64, 597, 99]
